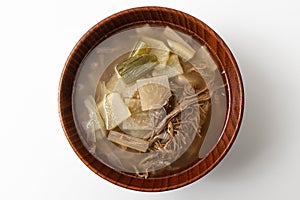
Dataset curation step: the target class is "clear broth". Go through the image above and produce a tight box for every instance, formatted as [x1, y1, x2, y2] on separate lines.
[73, 25, 227, 178]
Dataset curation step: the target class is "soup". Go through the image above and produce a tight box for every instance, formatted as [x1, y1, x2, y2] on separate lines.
[73, 25, 227, 178]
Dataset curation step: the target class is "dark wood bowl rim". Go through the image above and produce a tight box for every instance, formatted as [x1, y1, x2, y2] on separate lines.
[59, 6, 244, 192]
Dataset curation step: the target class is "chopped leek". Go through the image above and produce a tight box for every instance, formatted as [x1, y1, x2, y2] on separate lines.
[129, 40, 149, 57]
[141, 37, 170, 66]
[163, 26, 196, 56]
[167, 39, 195, 61]
[108, 130, 149, 152]
[152, 54, 183, 78]
[116, 54, 158, 84]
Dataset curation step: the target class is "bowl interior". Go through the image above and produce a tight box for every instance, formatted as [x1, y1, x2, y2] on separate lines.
[59, 6, 244, 192]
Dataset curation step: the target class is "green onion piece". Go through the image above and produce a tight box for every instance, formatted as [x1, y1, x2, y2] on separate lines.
[116, 54, 158, 84]
[129, 40, 149, 57]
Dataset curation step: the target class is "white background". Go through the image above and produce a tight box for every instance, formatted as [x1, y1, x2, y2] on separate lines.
[0, 0, 299, 199]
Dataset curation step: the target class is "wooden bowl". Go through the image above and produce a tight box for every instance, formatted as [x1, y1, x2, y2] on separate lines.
[59, 6, 244, 191]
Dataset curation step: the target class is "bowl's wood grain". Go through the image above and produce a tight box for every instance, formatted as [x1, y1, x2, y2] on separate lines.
[59, 6, 244, 191]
